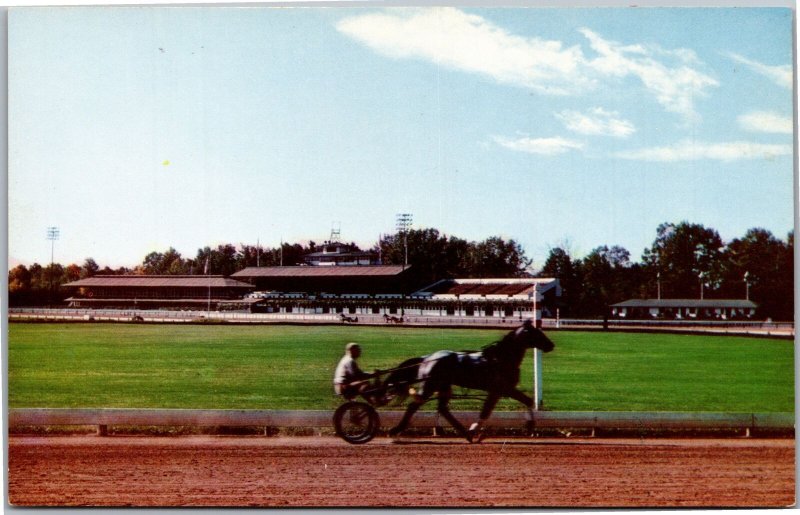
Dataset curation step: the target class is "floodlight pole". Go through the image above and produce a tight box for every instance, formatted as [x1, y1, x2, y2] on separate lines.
[46, 227, 59, 305]
[396, 213, 412, 270]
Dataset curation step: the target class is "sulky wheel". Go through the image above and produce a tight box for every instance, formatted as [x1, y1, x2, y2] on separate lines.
[333, 401, 380, 444]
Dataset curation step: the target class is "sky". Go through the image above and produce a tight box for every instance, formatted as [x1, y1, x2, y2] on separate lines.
[7, 6, 796, 270]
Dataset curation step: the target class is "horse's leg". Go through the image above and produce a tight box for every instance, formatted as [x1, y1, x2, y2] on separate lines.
[507, 389, 536, 434]
[389, 381, 432, 436]
[388, 400, 424, 436]
[434, 387, 470, 440]
[468, 391, 501, 443]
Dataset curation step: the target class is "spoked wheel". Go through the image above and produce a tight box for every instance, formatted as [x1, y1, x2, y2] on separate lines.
[333, 401, 380, 444]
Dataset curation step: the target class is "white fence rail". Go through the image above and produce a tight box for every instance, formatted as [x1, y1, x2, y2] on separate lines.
[8, 308, 794, 335]
[9, 408, 793, 435]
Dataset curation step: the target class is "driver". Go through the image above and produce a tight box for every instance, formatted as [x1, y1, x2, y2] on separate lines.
[333, 343, 373, 399]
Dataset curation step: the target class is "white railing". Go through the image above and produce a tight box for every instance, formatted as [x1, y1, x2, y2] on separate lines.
[8, 308, 794, 335]
[8, 408, 793, 435]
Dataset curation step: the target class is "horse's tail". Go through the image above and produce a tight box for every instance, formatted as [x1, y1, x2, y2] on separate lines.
[379, 357, 423, 403]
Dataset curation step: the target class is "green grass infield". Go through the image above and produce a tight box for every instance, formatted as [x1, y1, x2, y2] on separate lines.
[8, 323, 794, 412]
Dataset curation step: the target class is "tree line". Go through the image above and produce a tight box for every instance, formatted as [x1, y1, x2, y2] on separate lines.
[540, 222, 793, 320]
[7, 222, 794, 320]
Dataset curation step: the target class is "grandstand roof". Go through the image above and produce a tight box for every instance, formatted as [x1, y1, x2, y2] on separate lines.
[415, 277, 559, 298]
[64, 275, 253, 288]
[611, 299, 757, 309]
[232, 265, 409, 278]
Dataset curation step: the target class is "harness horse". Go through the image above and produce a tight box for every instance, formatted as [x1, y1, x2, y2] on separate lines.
[332, 320, 555, 444]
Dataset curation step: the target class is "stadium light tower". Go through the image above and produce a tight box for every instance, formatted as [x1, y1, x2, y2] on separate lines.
[46, 226, 59, 305]
[396, 213, 413, 268]
[396, 213, 412, 269]
[46, 226, 59, 265]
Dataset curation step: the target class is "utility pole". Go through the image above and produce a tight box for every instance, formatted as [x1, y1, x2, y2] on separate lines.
[657, 271, 661, 300]
[699, 272, 705, 300]
[744, 271, 750, 300]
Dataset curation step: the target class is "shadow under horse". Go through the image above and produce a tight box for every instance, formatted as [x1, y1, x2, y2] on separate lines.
[381, 319, 555, 442]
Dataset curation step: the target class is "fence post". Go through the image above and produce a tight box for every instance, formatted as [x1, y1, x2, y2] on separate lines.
[532, 283, 543, 410]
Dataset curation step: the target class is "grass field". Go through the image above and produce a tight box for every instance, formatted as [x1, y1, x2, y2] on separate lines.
[8, 323, 794, 412]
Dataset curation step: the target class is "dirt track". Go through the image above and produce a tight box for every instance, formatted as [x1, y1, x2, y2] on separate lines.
[8, 435, 795, 507]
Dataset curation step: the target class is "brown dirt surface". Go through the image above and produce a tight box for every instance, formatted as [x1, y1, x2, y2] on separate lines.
[8, 435, 795, 508]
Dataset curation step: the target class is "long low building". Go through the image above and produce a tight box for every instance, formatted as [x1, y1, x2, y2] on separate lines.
[231, 265, 417, 295]
[61, 270, 560, 320]
[63, 275, 254, 309]
[610, 299, 758, 320]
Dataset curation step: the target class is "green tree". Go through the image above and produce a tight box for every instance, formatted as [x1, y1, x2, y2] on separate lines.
[143, 247, 187, 275]
[80, 258, 99, 278]
[471, 236, 531, 278]
[8, 264, 31, 294]
[720, 228, 793, 319]
[643, 222, 724, 298]
[539, 247, 580, 316]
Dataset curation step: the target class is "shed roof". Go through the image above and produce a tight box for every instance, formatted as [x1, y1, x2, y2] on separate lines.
[611, 299, 757, 309]
[232, 265, 409, 278]
[64, 275, 253, 289]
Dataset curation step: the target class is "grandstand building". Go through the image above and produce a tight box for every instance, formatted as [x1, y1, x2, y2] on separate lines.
[228, 269, 560, 319]
[60, 265, 560, 320]
[63, 275, 254, 310]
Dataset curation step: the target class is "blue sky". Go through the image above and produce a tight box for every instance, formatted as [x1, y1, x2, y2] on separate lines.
[8, 6, 795, 270]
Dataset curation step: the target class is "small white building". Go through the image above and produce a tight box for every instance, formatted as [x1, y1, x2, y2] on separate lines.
[610, 299, 758, 320]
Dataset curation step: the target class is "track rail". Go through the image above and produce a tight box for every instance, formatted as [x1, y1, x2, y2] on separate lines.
[9, 408, 793, 435]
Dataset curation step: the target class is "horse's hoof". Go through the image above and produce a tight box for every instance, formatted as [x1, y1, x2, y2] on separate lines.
[525, 420, 535, 435]
[388, 427, 402, 437]
[466, 429, 484, 443]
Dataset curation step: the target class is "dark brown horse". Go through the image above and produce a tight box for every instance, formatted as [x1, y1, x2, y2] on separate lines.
[381, 320, 555, 442]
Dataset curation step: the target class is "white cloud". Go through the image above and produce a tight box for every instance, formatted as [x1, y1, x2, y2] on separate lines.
[336, 7, 589, 95]
[337, 9, 719, 121]
[616, 140, 792, 162]
[738, 111, 793, 134]
[579, 28, 718, 122]
[556, 107, 635, 137]
[493, 135, 583, 156]
[728, 53, 792, 89]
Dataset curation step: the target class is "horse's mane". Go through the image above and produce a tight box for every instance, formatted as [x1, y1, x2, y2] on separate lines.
[480, 326, 524, 362]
